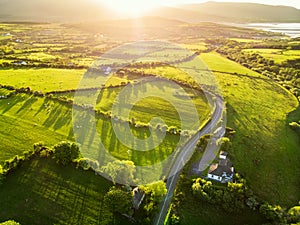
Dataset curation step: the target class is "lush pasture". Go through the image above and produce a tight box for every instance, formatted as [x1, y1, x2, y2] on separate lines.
[0, 157, 129, 225]
[0, 93, 73, 162]
[242, 49, 300, 63]
[95, 83, 210, 129]
[177, 186, 267, 225]
[20, 52, 60, 61]
[200, 52, 263, 77]
[0, 68, 136, 93]
[0, 68, 84, 92]
[0, 92, 184, 168]
[180, 42, 207, 51]
[229, 38, 262, 43]
[201, 53, 300, 207]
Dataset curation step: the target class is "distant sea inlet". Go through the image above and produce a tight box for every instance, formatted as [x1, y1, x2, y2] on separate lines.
[234, 23, 300, 38]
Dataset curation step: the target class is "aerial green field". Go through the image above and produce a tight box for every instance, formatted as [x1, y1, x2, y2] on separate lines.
[180, 42, 207, 51]
[0, 92, 73, 162]
[229, 38, 263, 43]
[0, 68, 84, 92]
[96, 83, 210, 129]
[177, 185, 267, 225]
[242, 49, 300, 63]
[0, 157, 131, 225]
[0, 91, 193, 169]
[201, 52, 300, 207]
[200, 52, 263, 77]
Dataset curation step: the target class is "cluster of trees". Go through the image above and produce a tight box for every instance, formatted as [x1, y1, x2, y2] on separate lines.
[0, 141, 80, 185]
[216, 39, 300, 98]
[169, 173, 300, 225]
[103, 186, 133, 224]
[136, 181, 168, 224]
[192, 176, 249, 213]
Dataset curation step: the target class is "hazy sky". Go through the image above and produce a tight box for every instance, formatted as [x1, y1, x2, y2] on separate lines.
[165, 0, 300, 9]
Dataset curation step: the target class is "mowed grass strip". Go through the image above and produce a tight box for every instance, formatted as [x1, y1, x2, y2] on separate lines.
[0, 157, 125, 225]
[201, 52, 300, 207]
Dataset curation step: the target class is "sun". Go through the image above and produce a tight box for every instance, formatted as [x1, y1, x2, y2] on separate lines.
[102, 0, 161, 17]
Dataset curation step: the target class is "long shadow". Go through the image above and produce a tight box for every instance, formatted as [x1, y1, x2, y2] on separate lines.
[16, 95, 38, 114]
[286, 101, 300, 124]
[34, 98, 51, 116]
[0, 95, 25, 114]
[42, 104, 63, 128]
[53, 112, 72, 131]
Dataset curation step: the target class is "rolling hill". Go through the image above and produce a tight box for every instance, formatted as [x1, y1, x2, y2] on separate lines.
[0, 0, 300, 23]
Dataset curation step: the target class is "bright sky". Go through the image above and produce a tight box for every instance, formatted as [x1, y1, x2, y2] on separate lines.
[100, 0, 300, 17]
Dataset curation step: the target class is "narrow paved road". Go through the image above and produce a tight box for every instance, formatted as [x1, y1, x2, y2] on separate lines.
[153, 95, 225, 225]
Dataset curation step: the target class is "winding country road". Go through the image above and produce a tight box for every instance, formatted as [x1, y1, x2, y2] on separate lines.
[153, 95, 225, 225]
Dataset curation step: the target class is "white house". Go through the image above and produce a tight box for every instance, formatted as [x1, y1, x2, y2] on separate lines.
[207, 151, 234, 183]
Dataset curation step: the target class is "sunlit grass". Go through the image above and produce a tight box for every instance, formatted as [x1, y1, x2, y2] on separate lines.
[201, 53, 300, 207]
[242, 49, 300, 63]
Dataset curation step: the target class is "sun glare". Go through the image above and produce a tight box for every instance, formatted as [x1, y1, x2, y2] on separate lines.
[103, 0, 161, 17]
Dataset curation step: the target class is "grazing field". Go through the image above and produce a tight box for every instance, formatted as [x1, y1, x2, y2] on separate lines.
[229, 38, 263, 43]
[0, 69, 84, 92]
[242, 49, 300, 63]
[0, 93, 73, 162]
[200, 52, 263, 77]
[177, 185, 267, 225]
[180, 42, 207, 51]
[201, 52, 300, 207]
[96, 82, 210, 129]
[0, 157, 131, 225]
[0, 92, 186, 167]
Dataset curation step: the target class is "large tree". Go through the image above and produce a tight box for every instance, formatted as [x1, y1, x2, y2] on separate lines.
[102, 160, 135, 184]
[53, 141, 80, 166]
[103, 187, 132, 224]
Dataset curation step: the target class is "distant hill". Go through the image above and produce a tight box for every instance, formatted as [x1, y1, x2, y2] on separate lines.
[0, 0, 299, 23]
[0, 0, 116, 22]
[174, 1, 300, 23]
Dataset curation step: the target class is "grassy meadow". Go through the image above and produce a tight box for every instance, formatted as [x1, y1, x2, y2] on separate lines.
[177, 187, 267, 225]
[0, 69, 84, 92]
[0, 157, 129, 225]
[0, 92, 185, 167]
[201, 52, 300, 207]
[96, 82, 210, 129]
[242, 49, 300, 63]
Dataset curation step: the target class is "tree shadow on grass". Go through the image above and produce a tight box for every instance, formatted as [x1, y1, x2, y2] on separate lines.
[0, 158, 111, 225]
[0, 95, 25, 114]
[286, 101, 300, 124]
[16, 95, 38, 114]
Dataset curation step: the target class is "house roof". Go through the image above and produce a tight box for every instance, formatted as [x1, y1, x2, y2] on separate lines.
[208, 161, 233, 177]
[220, 151, 228, 157]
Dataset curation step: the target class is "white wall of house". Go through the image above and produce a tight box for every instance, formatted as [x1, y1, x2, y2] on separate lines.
[219, 155, 226, 160]
[207, 173, 222, 181]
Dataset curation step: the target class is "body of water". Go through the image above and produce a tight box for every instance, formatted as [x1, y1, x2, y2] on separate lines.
[232, 23, 300, 38]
